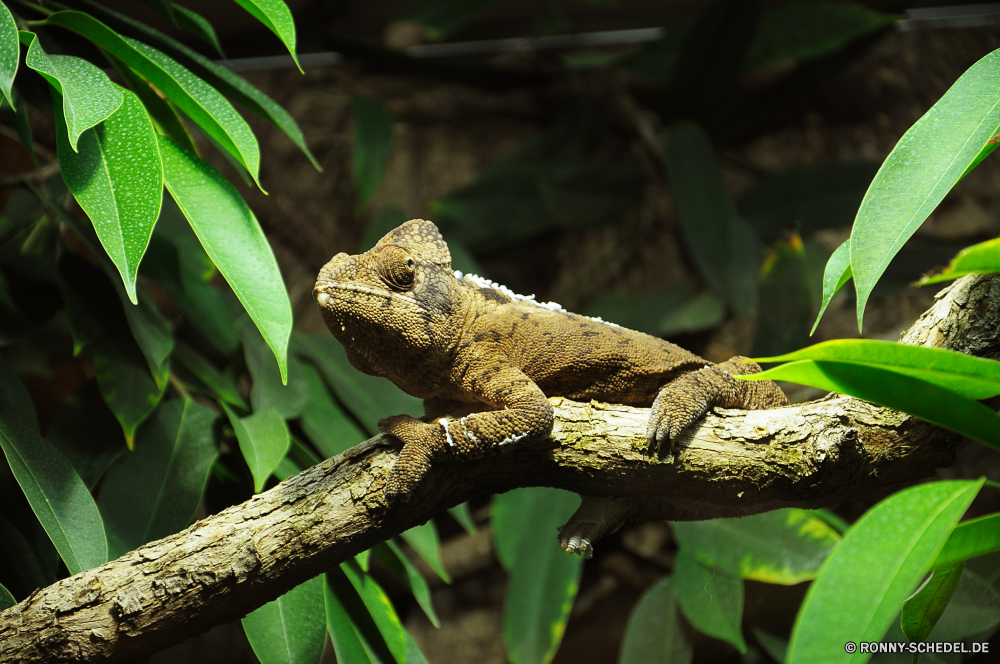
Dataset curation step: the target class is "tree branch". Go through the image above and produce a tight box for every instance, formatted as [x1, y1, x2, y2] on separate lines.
[1, 274, 998, 663]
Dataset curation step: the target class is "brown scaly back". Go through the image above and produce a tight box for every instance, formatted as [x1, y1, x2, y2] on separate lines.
[376, 219, 452, 267]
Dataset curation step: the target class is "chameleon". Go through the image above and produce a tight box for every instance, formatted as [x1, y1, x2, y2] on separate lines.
[313, 219, 788, 555]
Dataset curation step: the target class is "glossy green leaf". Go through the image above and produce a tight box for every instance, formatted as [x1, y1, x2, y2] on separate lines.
[70, 0, 319, 170]
[108, 53, 197, 153]
[341, 560, 408, 664]
[786, 479, 983, 664]
[20, 30, 122, 150]
[98, 398, 216, 558]
[355, 549, 371, 572]
[448, 502, 477, 535]
[47, 381, 125, 489]
[936, 518, 1000, 581]
[160, 136, 291, 382]
[93, 328, 167, 449]
[673, 509, 840, 585]
[243, 574, 326, 664]
[44, 10, 263, 189]
[662, 122, 744, 313]
[223, 404, 290, 493]
[120, 287, 172, 387]
[401, 521, 450, 582]
[0, 410, 107, 575]
[396, 0, 502, 38]
[921, 237, 1000, 285]
[54, 87, 163, 304]
[901, 561, 963, 643]
[0, 582, 14, 610]
[0, 513, 56, 591]
[745, 359, 1000, 449]
[352, 95, 393, 211]
[754, 339, 1000, 398]
[850, 48, 1000, 332]
[0, 1, 17, 108]
[376, 541, 440, 627]
[243, 320, 307, 419]
[1, 85, 36, 163]
[927, 568, 1000, 641]
[324, 574, 378, 664]
[747, 2, 896, 68]
[297, 362, 366, 459]
[737, 161, 880, 241]
[811, 239, 852, 335]
[171, 6, 225, 58]
[172, 341, 247, 409]
[496, 487, 582, 664]
[672, 552, 746, 652]
[294, 334, 421, 435]
[619, 577, 693, 664]
[0, 351, 36, 432]
[232, 0, 300, 71]
[752, 235, 813, 357]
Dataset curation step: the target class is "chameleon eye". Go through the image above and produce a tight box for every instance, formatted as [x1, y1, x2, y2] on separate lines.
[377, 245, 416, 290]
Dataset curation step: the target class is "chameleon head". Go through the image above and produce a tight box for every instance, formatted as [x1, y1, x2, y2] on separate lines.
[313, 219, 458, 354]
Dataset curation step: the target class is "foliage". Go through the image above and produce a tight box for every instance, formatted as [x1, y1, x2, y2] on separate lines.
[1, 0, 1000, 663]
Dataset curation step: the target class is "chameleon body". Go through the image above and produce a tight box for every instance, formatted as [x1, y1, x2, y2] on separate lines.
[313, 219, 788, 554]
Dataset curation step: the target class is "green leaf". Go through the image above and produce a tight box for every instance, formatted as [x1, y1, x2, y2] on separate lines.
[927, 568, 1000, 641]
[672, 552, 746, 653]
[737, 161, 881, 242]
[160, 136, 292, 382]
[93, 328, 168, 449]
[901, 561, 964, 643]
[243, 320, 307, 419]
[120, 287, 172, 387]
[171, 6, 226, 59]
[584, 280, 725, 338]
[0, 582, 14, 610]
[751, 235, 813, 357]
[341, 560, 408, 664]
[0, 513, 56, 591]
[0, 350, 37, 432]
[98, 398, 217, 559]
[108, 53, 197, 153]
[54, 86, 163, 304]
[744, 358, 1000, 449]
[935, 513, 1000, 569]
[172, 341, 247, 409]
[231, 0, 300, 71]
[752, 628, 788, 664]
[0, 1, 17, 108]
[0, 410, 107, 575]
[47, 380, 125, 489]
[20, 30, 123, 150]
[448, 502, 477, 535]
[294, 334, 421, 435]
[243, 574, 326, 664]
[297, 362, 366, 458]
[786, 479, 983, 664]
[747, 2, 896, 68]
[921, 237, 1000, 285]
[673, 509, 841, 585]
[619, 577, 693, 664]
[850, 48, 1000, 332]
[401, 520, 450, 583]
[1, 85, 36, 163]
[753, 339, 1000, 398]
[376, 541, 440, 627]
[352, 95, 393, 211]
[496, 487, 582, 664]
[43, 10, 263, 190]
[69, 0, 319, 170]
[223, 404, 290, 493]
[396, 0, 502, 38]
[810, 239, 852, 335]
[355, 549, 370, 572]
[662, 122, 744, 314]
[324, 574, 378, 664]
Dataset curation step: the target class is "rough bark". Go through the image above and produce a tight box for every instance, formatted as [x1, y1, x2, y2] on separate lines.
[1, 274, 998, 663]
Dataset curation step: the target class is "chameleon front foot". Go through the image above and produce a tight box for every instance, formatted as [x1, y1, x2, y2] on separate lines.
[378, 415, 436, 504]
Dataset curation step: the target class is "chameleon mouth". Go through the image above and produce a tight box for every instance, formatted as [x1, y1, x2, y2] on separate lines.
[315, 281, 426, 311]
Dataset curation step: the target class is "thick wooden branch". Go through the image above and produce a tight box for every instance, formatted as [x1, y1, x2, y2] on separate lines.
[1, 275, 998, 663]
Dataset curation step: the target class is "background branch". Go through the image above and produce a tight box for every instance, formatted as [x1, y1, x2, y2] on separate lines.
[1, 274, 997, 663]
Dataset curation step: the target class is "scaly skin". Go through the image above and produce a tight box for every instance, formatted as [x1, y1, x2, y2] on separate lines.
[314, 219, 788, 554]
